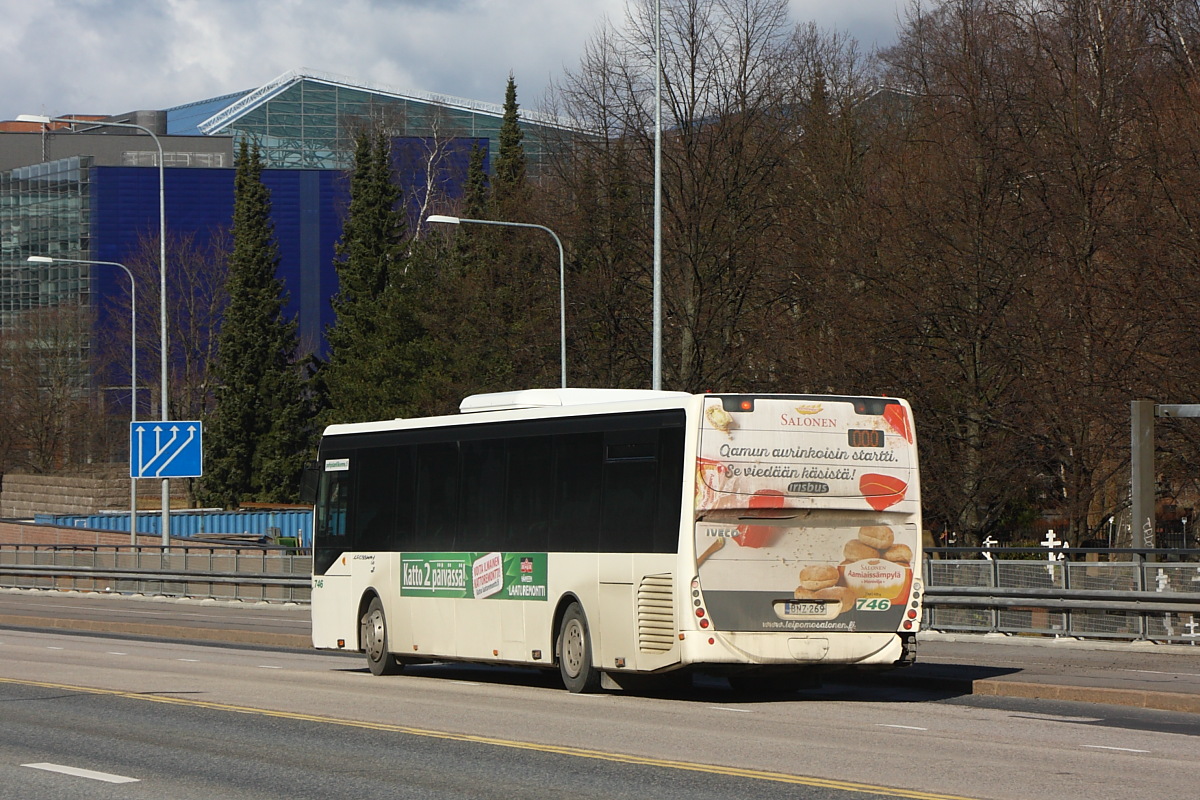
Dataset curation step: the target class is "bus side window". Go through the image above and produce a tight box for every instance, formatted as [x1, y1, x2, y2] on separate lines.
[653, 424, 686, 553]
[393, 445, 417, 550]
[314, 465, 351, 575]
[459, 438, 509, 552]
[354, 447, 400, 551]
[600, 428, 659, 553]
[553, 431, 601, 552]
[317, 468, 350, 540]
[416, 441, 460, 548]
[506, 435, 553, 552]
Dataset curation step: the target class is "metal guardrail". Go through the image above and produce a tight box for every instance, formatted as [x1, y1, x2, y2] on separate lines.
[0, 544, 311, 603]
[923, 547, 1200, 643]
[3, 544, 1198, 642]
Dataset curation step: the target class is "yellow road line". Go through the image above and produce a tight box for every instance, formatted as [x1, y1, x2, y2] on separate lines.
[0, 676, 979, 800]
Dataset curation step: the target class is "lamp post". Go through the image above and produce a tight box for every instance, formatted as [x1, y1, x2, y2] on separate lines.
[27, 255, 138, 544]
[425, 215, 567, 389]
[19, 114, 172, 547]
[653, 0, 663, 391]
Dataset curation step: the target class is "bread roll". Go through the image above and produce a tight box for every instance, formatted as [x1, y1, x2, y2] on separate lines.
[858, 525, 895, 550]
[844, 539, 879, 561]
[797, 564, 839, 591]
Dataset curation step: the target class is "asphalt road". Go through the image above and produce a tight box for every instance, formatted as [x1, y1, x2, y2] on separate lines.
[1, 675, 910, 800]
[4, 588, 1199, 712]
[1, 624, 1197, 800]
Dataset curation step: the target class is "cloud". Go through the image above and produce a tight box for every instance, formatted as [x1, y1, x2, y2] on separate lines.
[0, 0, 902, 121]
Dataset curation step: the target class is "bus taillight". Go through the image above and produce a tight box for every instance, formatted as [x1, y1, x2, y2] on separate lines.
[720, 396, 755, 412]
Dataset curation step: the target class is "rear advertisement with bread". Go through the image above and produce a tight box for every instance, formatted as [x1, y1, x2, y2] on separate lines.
[694, 396, 922, 641]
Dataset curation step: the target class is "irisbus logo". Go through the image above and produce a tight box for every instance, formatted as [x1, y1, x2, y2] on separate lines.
[788, 481, 830, 494]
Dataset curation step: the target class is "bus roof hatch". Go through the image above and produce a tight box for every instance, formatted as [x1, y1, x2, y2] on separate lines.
[459, 388, 690, 413]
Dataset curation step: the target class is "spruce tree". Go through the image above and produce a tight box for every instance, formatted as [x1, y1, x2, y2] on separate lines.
[433, 142, 517, 400]
[201, 140, 311, 507]
[492, 73, 528, 212]
[428, 76, 559, 397]
[323, 130, 430, 422]
[463, 142, 490, 221]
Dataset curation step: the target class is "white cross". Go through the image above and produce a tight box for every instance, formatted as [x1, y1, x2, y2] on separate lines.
[1183, 618, 1199, 639]
[981, 535, 997, 561]
[1155, 569, 1170, 593]
[1042, 529, 1066, 576]
[1041, 529, 1061, 550]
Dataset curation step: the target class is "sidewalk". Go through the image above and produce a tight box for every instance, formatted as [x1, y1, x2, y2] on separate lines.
[885, 631, 1200, 714]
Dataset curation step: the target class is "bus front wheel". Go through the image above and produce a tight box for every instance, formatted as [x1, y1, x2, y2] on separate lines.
[361, 597, 403, 676]
[557, 602, 601, 693]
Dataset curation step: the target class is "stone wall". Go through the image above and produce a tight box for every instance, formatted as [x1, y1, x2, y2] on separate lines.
[0, 467, 181, 518]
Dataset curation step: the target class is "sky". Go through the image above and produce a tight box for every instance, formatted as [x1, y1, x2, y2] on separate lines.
[1, 0, 906, 121]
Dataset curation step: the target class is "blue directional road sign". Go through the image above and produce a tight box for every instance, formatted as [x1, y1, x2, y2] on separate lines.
[130, 421, 203, 479]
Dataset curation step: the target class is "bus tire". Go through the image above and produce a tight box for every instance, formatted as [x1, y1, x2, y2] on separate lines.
[557, 602, 601, 693]
[361, 597, 403, 676]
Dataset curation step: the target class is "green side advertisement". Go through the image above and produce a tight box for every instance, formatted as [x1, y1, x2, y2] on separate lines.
[400, 552, 548, 601]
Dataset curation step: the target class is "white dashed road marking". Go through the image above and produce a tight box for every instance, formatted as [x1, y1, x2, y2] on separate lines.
[22, 763, 140, 784]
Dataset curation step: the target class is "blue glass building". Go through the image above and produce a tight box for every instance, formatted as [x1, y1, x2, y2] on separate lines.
[0, 70, 572, 413]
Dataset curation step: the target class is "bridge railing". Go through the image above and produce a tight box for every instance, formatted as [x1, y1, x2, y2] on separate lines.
[923, 547, 1200, 643]
[3, 543, 1198, 643]
[0, 543, 311, 603]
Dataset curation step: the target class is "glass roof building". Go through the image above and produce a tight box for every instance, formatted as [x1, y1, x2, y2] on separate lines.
[172, 69, 574, 173]
[0, 68, 580, 441]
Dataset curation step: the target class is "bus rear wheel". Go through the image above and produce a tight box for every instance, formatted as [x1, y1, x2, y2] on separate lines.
[361, 597, 403, 676]
[557, 602, 601, 693]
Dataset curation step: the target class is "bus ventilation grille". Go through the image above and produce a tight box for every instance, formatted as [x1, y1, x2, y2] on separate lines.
[637, 573, 676, 653]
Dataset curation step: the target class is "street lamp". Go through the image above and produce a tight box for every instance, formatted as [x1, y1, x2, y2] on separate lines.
[27, 255, 138, 544]
[425, 215, 567, 389]
[19, 114, 172, 547]
[653, 0, 663, 391]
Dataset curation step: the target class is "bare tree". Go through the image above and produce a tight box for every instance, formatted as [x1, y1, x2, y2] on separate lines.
[118, 229, 231, 423]
[552, 0, 827, 391]
[0, 304, 98, 472]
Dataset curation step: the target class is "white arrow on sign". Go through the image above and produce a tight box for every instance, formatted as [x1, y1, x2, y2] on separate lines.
[154, 424, 197, 477]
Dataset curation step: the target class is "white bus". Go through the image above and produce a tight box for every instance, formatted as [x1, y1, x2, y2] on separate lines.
[310, 389, 923, 692]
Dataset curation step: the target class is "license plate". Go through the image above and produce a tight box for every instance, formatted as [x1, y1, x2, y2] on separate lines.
[783, 601, 827, 616]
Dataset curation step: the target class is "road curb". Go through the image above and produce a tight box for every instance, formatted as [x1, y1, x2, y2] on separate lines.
[971, 678, 1200, 714]
[840, 667, 1200, 715]
[0, 614, 311, 650]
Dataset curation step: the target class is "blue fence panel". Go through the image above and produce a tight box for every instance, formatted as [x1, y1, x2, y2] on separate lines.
[38, 510, 313, 547]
